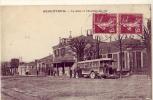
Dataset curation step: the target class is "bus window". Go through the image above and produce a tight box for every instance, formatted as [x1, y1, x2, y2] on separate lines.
[84, 62, 90, 68]
[77, 63, 80, 68]
[84, 63, 87, 68]
[89, 62, 92, 67]
[93, 61, 98, 67]
[108, 61, 113, 65]
[78, 63, 84, 68]
[100, 62, 104, 67]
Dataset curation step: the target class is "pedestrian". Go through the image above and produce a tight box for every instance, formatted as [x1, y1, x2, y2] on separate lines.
[37, 70, 39, 76]
[70, 69, 72, 78]
[104, 63, 107, 74]
[107, 63, 113, 75]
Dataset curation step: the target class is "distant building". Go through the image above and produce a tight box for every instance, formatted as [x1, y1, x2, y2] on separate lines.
[1, 58, 20, 76]
[18, 55, 54, 76]
[36, 55, 54, 76]
[10, 58, 20, 75]
[18, 62, 27, 75]
[18, 61, 37, 75]
[1, 61, 11, 76]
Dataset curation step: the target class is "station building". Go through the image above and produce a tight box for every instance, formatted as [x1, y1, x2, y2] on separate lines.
[52, 34, 147, 76]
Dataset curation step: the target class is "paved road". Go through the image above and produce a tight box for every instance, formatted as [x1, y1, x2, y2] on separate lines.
[1, 75, 151, 100]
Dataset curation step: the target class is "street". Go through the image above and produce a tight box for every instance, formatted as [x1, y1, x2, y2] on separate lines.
[1, 75, 151, 100]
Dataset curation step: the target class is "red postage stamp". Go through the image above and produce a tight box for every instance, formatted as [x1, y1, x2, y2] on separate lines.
[119, 14, 143, 34]
[93, 13, 117, 34]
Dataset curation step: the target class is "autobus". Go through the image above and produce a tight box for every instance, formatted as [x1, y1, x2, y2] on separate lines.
[73, 58, 118, 79]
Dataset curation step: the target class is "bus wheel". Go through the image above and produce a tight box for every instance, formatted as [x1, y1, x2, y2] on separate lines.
[90, 72, 96, 79]
[75, 72, 79, 79]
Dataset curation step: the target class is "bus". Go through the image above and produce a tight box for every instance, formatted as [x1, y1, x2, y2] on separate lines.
[73, 58, 118, 79]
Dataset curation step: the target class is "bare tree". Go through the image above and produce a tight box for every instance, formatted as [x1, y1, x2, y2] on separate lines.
[84, 43, 97, 60]
[84, 35, 112, 60]
[113, 19, 151, 78]
[113, 34, 125, 78]
[137, 19, 151, 77]
[69, 35, 88, 61]
[95, 36, 101, 59]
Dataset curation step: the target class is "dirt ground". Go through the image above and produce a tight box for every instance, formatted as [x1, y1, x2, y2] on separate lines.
[1, 75, 152, 100]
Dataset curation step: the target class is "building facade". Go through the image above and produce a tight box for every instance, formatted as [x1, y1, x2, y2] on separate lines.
[18, 61, 37, 75]
[1, 62, 12, 76]
[53, 34, 147, 76]
[52, 36, 76, 77]
[99, 38, 147, 74]
[1, 58, 20, 76]
[36, 55, 54, 76]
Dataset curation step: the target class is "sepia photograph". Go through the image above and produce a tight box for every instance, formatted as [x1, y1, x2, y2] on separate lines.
[1, 5, 152, 100]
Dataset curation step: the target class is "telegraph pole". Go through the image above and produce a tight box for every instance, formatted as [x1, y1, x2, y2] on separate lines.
[118, 34, 123, 78]
[96, 36, 100, 59]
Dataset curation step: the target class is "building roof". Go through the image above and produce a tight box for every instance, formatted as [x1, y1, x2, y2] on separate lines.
[37, 55, 53, 63]
[99, 38, 145, 54]
[52, 34, 105, 50]
[53, 56, 75, 63]
[27, 61, 36, 66]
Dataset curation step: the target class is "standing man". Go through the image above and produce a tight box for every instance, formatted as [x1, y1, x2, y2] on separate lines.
[69, 68, 72, 78]
[37, 70, 39, 76]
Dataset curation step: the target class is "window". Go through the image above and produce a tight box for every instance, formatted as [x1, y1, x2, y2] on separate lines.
[78, 63, 84, 68]
[84, 63, 88, 68]
[130, 52, 136, 70]
[63, 39, 66, 44]
[136, 52, 141, 69]
[125, 52, 128, 69]
[54, 49, 59, 57]
[102, 54, 107, 58]
[108, 54, 112, 58]
[84, 62, 90, 68]
[54, 50, 57, 57]
[119, 52, 125, 69]
[89, 62, 92, 67]
[113, 54, 117, 61]
[93, 61, 98, 67]
[143, 52, 147, 68]
[61, 48, 65, 56]
[113, 54, 118, 68]
[46, 64, 49, 68]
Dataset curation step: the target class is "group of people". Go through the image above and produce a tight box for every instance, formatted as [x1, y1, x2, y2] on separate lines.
[103, 63, 117, 75]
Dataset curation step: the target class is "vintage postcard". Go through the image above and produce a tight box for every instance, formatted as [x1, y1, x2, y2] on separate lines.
[1, 5, 152, 100]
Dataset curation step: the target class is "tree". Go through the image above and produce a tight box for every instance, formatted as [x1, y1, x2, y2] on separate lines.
[137, 19, 151, 77]
[84, 43, 97, 60]
[113, 34, 125, 78]
[69, 35, 88, 61]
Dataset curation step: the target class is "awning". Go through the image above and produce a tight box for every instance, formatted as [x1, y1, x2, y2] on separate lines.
[53, 56, 75, 64]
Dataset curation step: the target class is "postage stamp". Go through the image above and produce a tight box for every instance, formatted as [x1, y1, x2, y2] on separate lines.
[93, 13, 117, 33]
[119, 14, 143, 34]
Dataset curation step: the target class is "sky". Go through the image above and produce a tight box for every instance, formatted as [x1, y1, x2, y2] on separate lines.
[1, 5, 151, 62]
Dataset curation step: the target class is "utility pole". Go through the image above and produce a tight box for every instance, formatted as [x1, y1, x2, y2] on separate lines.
[81, 27, 83, 35]
[118, 34, 123, 78]
[69, 30, 72, 38]
[108, 35, 112, 54]
[96, 36, 100, 59]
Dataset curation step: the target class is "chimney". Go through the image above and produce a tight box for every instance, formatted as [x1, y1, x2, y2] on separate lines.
[86, 30, 89, 36]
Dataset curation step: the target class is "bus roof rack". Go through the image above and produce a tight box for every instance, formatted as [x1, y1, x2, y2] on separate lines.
[78, 58, 116, 63]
